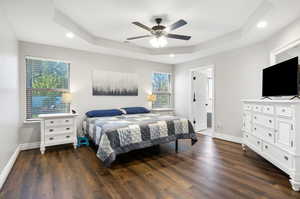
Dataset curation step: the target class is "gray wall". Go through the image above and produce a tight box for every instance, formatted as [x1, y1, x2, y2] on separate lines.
[19, 41, 173, 144]
[174, 42, 269, 138]
[0, 9, 19, 174]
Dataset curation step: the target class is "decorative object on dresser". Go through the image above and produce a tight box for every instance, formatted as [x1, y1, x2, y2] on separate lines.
[38, 113, 79, 154]
[242, 99, 300, 191]
[92, 70, 138, 96]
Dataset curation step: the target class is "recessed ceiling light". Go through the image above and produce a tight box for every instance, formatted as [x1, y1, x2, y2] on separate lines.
[169, 54, 175, 58]
[66, 32, 74, 38]
[257, 21, 268, 28]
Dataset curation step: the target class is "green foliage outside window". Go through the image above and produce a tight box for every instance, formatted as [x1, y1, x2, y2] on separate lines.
[26, 58, 70, 119]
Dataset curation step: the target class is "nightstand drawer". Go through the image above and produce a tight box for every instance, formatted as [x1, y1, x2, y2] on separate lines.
[45, 126, 73, 134]
[45, 133, 73, 143]
[45, 118, 74, 127]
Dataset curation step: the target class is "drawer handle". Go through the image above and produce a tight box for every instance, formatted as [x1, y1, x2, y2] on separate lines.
[49, 129, 54, 132]
[254, 127, 257, 131]
[254, 116, 257, 119]
[267, 108, 270, 110]
[65, 120, 69, 122]
[265, 145, 268, 149]
[284, 156, 289, 161]
[268, 133, 272, 137]
[49, 137, 54, 140]
[66, 128, 70, 130]
[66, 135, 70, 138]
[257, 141, 260, 144]
[269, 120, 272, 123]
[50, 121, 54, 124]
[282, 109, 286, 112]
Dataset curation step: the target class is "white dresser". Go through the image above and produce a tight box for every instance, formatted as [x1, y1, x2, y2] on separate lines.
[242, 99, 300, 191]
[39, 113, 79, 154]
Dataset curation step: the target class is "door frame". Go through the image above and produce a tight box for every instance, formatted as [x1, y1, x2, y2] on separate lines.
[188, 64, 215, 136]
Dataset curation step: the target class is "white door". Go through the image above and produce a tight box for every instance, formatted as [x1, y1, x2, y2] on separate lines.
[191, 71, 208, 131]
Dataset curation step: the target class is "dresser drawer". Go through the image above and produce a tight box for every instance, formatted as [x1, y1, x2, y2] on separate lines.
[252, 125, 275, 143]
[253, 114, 275, 129]
[262, 105, 274, 114]
[45, 126, 73, 135]
[276, 106, 293, 117]
[243, 104, 252, 111]
[244, 133, 262, 151]
[45, 133, 74, 144]
[262, 142, 292, 169]
[253, 105, 262, 112]
[45, 118, 74, 127]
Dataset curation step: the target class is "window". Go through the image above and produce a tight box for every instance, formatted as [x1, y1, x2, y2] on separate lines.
[26, 57, 70, 120]
[152, 72, 172, 108]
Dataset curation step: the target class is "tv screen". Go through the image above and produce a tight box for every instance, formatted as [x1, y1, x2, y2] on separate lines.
[262, 57, 299, 97]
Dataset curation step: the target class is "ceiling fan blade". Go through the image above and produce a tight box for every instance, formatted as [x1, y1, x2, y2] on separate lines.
[132, 22, 153, 32]
[166, 34, 191, 40]
[126, 35, 152, 40]
[168, 19, 187, 31]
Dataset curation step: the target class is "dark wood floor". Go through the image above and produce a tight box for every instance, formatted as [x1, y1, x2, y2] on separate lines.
[1, 134, 300, 199]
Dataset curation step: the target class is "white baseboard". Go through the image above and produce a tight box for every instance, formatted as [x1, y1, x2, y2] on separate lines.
[213, 133, 242, 144]
[19, 142, 40, 151]
[0, 146, 20, 189]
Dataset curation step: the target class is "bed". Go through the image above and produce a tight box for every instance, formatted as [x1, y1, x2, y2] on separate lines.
[83, 112, 197, 167]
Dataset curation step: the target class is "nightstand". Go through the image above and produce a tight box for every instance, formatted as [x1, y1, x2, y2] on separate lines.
[38, 113, 79, 154]
[151, 108, 175, 115]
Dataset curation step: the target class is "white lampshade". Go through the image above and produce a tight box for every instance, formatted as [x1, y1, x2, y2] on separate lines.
[147, 94, 157, 102]
[62, 92, 72, 103]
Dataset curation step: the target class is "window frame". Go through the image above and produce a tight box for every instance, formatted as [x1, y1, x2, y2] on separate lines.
[151, 72, 172, 109]
[24, 56, 71, 121]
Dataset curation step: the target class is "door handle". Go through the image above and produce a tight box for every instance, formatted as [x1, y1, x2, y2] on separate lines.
[205, 104, 208, 106]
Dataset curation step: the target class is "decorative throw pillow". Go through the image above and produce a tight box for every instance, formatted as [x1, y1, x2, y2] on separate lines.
[121, 107, 150, 114]
[86, 109, 123, 117]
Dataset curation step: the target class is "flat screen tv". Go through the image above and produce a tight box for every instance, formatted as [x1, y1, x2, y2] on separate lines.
[262, 57, 299, 97]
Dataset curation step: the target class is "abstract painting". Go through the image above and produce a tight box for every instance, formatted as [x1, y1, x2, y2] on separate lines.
[92, 70, 138, 96]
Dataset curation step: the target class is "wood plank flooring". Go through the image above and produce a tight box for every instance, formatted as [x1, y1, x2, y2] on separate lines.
[1, 134, 300, 199]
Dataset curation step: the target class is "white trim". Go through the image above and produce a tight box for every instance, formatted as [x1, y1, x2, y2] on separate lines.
[213, 133, 242, 144]
[188, 65, 215, 136]
[19, 142, 40, 151]
[197, 131, 213, 137]
[25, 56, 72, 64]
[0, 146, 20, 189]
[270, 37, 300, 65]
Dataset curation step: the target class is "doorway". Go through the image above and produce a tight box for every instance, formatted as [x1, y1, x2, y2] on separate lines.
[189, 65, 214, 136]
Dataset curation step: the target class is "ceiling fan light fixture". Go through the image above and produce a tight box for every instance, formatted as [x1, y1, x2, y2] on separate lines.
[149, 36, 168, 48]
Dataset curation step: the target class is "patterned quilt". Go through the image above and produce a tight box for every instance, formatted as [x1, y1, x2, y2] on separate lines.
[83, 113, 197, 167]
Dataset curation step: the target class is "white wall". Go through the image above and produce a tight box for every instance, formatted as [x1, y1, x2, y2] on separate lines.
[0, 8, 19, 183]
[267, 18, 300, 53]
[19, 41, 173, 144]
[174, 42, 269, 138]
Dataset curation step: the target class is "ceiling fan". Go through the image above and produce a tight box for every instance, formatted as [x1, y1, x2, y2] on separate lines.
[127, 18, 191, 48]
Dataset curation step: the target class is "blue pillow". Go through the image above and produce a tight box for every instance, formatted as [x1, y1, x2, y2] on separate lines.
[86, 109, 123, 117]
[121, 107, 150, 114]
